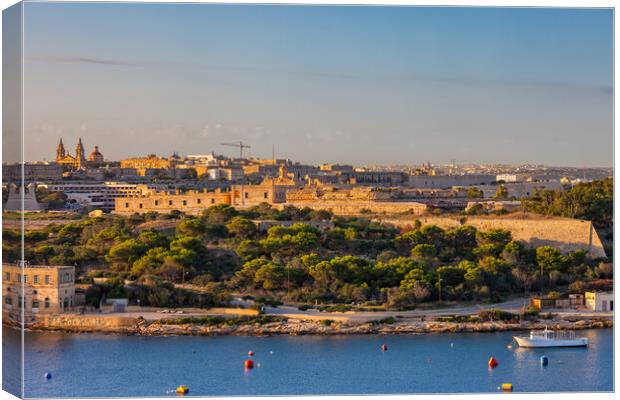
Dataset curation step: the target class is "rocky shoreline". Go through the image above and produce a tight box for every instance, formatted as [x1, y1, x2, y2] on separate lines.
[10, 314, 614, 336]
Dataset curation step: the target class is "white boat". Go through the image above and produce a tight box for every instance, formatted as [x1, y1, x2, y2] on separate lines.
[513, 327, 588, 348]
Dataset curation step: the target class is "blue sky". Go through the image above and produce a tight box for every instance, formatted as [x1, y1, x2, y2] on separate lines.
[13, 3, 614, 166]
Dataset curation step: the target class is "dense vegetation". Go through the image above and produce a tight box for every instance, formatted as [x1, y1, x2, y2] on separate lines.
[522, 178, 613, 229]
[4, 188, 612, 310]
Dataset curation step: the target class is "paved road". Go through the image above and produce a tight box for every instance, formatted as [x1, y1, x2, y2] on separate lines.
[86, 298, 613, 323]
[240, 298, 613, 322]
[260, 299, 528, 322]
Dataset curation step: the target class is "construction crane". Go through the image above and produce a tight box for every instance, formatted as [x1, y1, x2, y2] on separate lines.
[220, 141, 251, 158]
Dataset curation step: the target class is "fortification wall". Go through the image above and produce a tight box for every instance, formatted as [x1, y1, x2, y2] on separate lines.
[282, 201, 427, 215]
[381, 215, 606, 258]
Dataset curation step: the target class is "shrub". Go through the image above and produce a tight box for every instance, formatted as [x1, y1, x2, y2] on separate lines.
[255, 297, 283, 307]
[157, 316, 281, 326]
[478, 309, 518, 322]
[371, 317, 397, 325]
[524, 306, 540, 320]
[318, 304, 352, 313]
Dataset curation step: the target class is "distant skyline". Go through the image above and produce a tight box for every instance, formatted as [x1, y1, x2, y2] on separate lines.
[4, 3, 614, 166]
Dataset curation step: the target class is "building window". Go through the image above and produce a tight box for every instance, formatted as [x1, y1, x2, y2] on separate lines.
[197, 199, 201, 204]
[63, 298, 69, 309]
[45, 275, 50, 284]
[155, 200, 159, 206]
[264, 192, 268, 199]
[139, 203, 143, 209]
[211, 199, 215, 204]
[17, 274, 21, 283]
[18, 297, 22, 308]
[125, 202, 129, 208]
[4, 272, 9, 281]
[244, 192, 249, 199]
[34, 275, 39, 284]
[182, 200, 187, 206]
[32, 300, 40, 309]
[5, 296, 12, 305]
[44, 298, 50, 308]
[169, 200, 173, 206]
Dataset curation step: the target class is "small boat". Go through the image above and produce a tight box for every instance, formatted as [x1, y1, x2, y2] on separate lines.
[513, 327, 588, 348]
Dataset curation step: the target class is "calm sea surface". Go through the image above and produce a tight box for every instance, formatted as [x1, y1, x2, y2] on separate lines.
[2, 328, 614, 397]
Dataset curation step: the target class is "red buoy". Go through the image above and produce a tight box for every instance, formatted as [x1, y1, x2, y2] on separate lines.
[381, 344, 388, 352]
[248, 351, 254, 357]
[244, 359, 254, 369]
[488, 356, 499, 368]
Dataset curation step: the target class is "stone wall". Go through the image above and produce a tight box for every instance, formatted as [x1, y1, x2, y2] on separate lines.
[282, 201, 427, 215]
[31, 314, 139, 333]
[380, 215, 606, 258]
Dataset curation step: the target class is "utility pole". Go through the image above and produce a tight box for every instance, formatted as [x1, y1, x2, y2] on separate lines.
[287, 267, 290, 300]
[540, 264, 544, 297]
[437, 270, 442, 305]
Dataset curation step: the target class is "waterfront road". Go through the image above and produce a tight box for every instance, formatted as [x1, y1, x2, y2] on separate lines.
[236, 297, 613, 323]
[93, 297, 613, 323]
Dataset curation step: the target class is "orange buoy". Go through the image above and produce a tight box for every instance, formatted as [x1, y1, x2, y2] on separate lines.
[501, 383, 513, 391]
[381, 344, 388, 351]
[244, 359, 254, 369]
[488, 356, 499, 368]
[248, 351, 254, 357]
[176, 385, 189, 395]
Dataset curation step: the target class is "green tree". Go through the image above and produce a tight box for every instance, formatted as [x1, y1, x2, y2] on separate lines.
[494, 185, 509, 200]
[106, 239, 147, 270]
[536, 246, 569, 274]
[411, 244, 437, 262]
[466, 187, 484, 199]
[201, 204, 238, 225]
[176, 218, 207, 237]
[254, 263, 287, 290]
[226, 216, 257, 239]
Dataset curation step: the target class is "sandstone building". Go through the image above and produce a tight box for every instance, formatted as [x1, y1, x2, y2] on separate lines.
[120, 154, 174, 176]
[56, 138, 85, 169]
[116, 188, 231, 215]
[89, 145, 104, 164]
[2, 264, 76, 321]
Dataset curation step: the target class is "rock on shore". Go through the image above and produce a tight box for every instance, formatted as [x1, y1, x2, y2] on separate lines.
[13, 314, 613, 336]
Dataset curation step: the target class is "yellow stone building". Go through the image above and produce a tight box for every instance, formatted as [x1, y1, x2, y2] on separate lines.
[115, 188, 231, 215]
[120, 154, 173, 176]
[2, 264, 76, 321]
[56, 138, 87, 169]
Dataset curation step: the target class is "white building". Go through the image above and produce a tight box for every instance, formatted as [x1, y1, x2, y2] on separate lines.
[496, 174, 518, 183]
[39, 182, 146, 212]
[585, 292, 614, 312]
[409, 174, 495, 189]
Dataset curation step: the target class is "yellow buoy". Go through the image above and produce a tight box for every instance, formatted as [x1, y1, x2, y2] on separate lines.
[176, 385, 189, 395]
[501, 383, 513, 391]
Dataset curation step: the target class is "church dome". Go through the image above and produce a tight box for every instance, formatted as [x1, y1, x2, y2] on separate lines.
[89, 145, 104, 162]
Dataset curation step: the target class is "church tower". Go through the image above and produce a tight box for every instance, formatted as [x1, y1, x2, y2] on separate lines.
[76, 137, 86, 167]
[56, 138, 66, 161]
